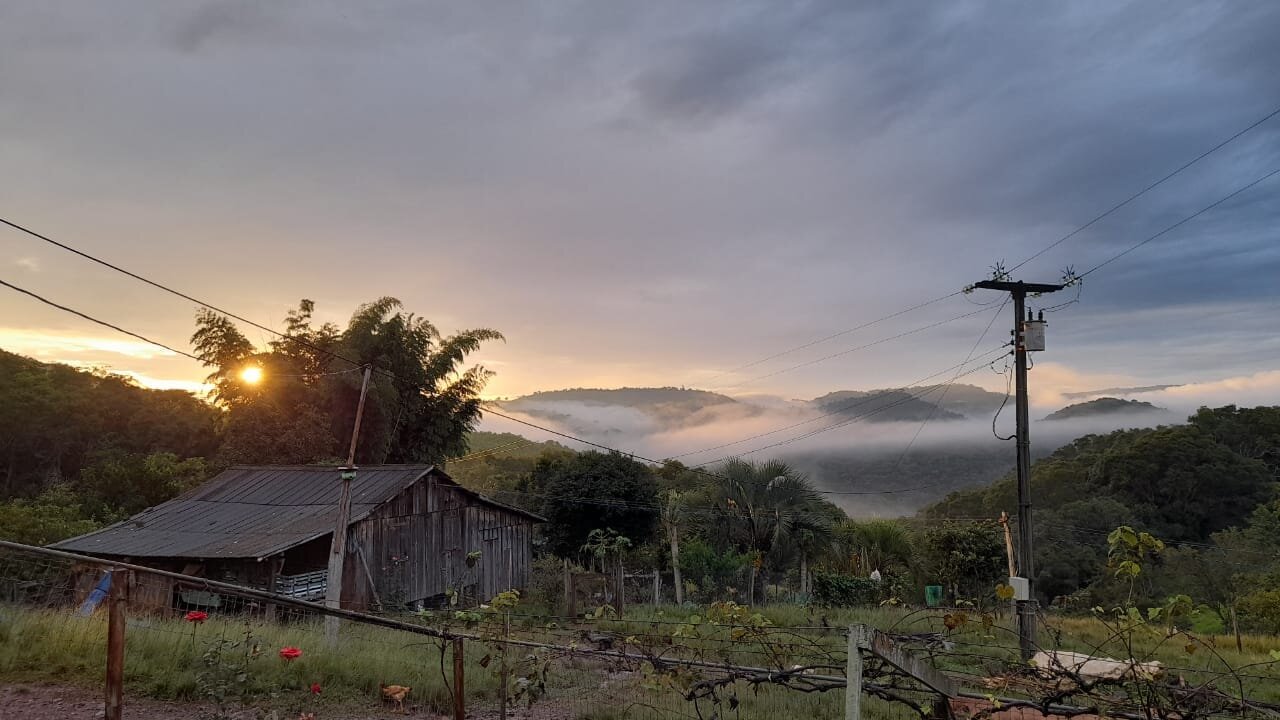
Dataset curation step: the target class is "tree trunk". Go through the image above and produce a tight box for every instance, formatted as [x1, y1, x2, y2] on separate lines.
[748, 565, 756, 606]
[800, 549, 808, 595]
[669, 525, 684, 606]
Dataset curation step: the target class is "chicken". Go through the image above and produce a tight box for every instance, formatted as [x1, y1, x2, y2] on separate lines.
[380, 683, 411, 714]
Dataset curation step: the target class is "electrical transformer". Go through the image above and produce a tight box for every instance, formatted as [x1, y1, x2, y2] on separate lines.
[1023, 311, 1047, 352]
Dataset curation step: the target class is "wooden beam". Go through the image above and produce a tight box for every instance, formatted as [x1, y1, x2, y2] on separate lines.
[354, 540, 383, 611]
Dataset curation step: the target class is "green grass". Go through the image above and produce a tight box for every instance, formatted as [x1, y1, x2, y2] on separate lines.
[3, 601, 1278, 717]
[0, 603, 502, 714]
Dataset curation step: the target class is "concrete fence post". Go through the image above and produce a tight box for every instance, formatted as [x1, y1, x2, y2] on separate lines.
[846, 625, 871, 720]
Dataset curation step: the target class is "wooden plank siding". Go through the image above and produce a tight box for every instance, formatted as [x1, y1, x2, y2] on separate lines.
[344, 475, 536, 610]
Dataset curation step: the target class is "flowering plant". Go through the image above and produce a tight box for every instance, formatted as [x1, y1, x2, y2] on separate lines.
[279, 646, 302, 661]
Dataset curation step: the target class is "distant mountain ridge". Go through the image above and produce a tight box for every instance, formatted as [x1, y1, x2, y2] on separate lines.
[497, 383, 1012, 437]
[1044, 397, 1167, 421]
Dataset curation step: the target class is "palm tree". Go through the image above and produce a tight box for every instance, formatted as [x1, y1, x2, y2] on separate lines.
[715, 458, 825, 604]
[836, 519, 916, 575]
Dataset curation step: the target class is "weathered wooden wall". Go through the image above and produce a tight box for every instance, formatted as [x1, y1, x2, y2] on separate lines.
[345, 475, 535, 610]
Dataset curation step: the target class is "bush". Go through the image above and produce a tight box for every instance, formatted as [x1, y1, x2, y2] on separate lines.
[810, 570, 889, 607]
[524, 554, 574, 612]
[1238, 590, 1280, 635]
[679, 539, 746, 603]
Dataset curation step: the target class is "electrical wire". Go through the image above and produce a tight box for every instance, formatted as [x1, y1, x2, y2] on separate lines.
[716, 306, 999, 389]
[3, 269, 996, 499]
[887, 297, 1010, 472]
[699, 291, 967, 386]
[0, 278, 203, 362]
[990, 355, 1015, 442]
[691, 356, 1004, 468]
[666, 344, 1011, 461]
[696, 101, 1280, 390]
[1007, 101, 1280, 274]
[1076, 165, 1280, 279]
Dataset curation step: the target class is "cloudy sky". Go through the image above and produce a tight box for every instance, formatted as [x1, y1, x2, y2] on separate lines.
[3, 1, 1279, 404]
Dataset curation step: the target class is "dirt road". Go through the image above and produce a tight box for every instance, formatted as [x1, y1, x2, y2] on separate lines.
[0, 684, 577, 719]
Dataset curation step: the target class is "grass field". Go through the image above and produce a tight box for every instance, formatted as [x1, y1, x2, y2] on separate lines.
[2, 601, 1278, 718]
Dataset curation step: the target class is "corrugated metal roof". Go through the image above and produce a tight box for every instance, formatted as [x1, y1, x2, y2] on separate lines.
[52, 464, 541, 560]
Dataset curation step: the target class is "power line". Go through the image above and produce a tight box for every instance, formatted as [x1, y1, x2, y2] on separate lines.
[1007, 101, 1280, 274]
[0, 216, 356, 372]
[699, 291, 965, 385]
[667, 344, 1010, 461]
[1077, 165, 1280, 279]
[717, 305, 1000, 389]
[886, 296, 1010, 472]
[692, 355, 1003, 468]
[695, 100, 1280, 386]
[0, 278, 204, 363]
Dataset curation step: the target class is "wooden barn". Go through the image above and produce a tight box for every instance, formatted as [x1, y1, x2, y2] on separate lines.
[52, 465, 543, 613]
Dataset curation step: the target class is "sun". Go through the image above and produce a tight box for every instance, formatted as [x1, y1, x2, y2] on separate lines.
[239, 366, 264, 385]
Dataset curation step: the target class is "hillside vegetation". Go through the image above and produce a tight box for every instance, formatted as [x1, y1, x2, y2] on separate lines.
[926, 405, 1280, 611]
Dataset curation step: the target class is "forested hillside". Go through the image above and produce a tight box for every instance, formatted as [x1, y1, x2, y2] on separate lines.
[925, 405, 1280, 606]
[0, 349, 220, 528]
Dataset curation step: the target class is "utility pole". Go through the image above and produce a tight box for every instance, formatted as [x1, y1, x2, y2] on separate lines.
[325, 364, 373, 645]
[973, 279, 1062, 661]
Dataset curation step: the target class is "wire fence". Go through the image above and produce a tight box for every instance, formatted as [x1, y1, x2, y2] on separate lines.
[0, 540, 887, 720]
[7, 539, 1278, 720]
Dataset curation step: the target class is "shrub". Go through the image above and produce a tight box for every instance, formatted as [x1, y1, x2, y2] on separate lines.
[1238, 590, 1280, 635]
[810, 570, 889, 607]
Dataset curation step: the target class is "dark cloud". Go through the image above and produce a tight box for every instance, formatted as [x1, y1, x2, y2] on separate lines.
[0, 0, 1278, 399]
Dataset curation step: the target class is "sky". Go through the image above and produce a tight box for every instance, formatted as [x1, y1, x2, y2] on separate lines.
[3, 1, 1280, 403]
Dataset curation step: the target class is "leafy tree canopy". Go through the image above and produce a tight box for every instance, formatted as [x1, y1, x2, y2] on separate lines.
[526, 450, 659, 557]
[192, 297, 502, 465]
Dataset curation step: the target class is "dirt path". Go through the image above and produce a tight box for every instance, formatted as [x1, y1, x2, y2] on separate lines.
[0, 683, 190, 720]
[0, 683, 581, 720]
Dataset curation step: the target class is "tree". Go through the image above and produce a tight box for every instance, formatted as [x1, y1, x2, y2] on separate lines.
[661, 490, 686, 605]
[921, 521, 1005, 604]
[79, 450, 208, 518]
[710, 458, 826, 605]
[835, 519, 916, 576]
[527, 451, 658, 558]
[0, 349, 220, 502]
[191, 297, 502, 465]
[0, 487, 100, 545]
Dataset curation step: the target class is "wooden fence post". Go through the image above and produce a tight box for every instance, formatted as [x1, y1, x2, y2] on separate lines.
[105, 569, 130, 720]
[653, 569, 660, 606]
[452, 637, 465, 720]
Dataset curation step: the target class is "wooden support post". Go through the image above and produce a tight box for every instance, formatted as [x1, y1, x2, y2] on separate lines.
[846, 625, 870, 720]
[264, 556, 283, 620]
[105, 569, 130, 720]
[653, 569, 660, 606]
[452, 637, 465, 720]
[1232, 605, 1243, 653]
[562, 559, 571, 615]
[355, 541, 384, 611]
[499, 613, 510, 720]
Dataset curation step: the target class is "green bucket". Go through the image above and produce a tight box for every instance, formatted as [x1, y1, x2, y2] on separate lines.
[925, 585, 943, 608]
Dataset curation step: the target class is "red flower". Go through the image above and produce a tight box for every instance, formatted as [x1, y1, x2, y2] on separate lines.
[279, 646, 303, 661]
[310, 683, 322, 695]
[184, 610, 209, 624]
